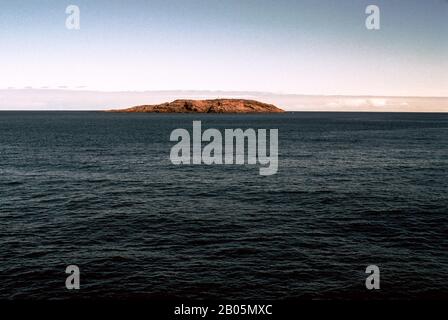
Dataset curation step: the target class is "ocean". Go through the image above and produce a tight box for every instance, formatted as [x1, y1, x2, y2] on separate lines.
[0, 112, 447, 299]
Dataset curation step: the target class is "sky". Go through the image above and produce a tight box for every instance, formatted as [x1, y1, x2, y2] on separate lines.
[0, 0, 447, 97]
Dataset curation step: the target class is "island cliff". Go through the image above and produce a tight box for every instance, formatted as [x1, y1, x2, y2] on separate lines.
[108, 99, 284, 113]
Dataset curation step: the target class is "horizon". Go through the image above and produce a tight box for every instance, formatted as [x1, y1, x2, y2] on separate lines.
[1, 88, 447, 112]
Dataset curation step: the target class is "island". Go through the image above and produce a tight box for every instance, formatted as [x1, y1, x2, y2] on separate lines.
[108, 99, 285, 113]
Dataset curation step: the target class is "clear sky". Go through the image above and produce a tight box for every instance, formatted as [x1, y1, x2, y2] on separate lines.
[0, 0, 447, 96]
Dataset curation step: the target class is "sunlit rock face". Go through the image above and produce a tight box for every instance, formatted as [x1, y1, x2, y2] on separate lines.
[109, 99, 285, 113]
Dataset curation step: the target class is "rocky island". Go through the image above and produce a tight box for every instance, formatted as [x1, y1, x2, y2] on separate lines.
[108, 99, 284, 113]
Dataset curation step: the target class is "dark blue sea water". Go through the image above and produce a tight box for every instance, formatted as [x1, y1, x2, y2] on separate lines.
[0, 112, 447, 300]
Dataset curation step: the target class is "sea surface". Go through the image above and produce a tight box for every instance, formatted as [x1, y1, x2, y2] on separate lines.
[0, 112, 447, 300]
